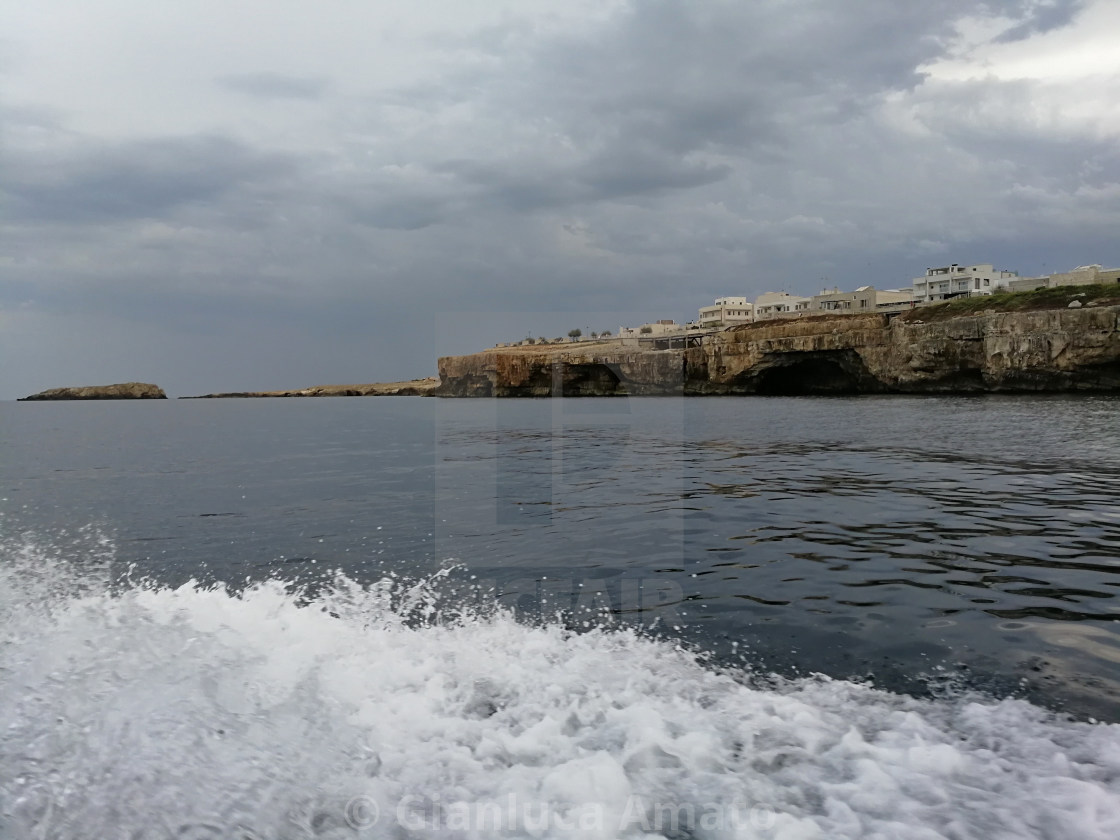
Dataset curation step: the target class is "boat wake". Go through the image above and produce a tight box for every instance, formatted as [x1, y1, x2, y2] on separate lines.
[2, 533, 1118, 839]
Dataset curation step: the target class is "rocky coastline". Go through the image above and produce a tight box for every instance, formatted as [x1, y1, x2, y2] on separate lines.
[182, 377, 440, 399]
[436, 303, 1120, 397]
[17, 292, 1119, 402]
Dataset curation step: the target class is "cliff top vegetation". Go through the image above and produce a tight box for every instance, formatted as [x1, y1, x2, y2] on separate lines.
[896, 284, 1120, 323]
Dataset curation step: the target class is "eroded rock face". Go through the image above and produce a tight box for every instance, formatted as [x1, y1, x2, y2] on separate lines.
[18, 382, 168, 401]
[437, 306, 1120, 396]
[885, 307, 1120, 392]
[437, 349, 687, 397]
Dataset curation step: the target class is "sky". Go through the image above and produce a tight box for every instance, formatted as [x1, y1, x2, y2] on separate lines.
[2, 0, 1118, 398]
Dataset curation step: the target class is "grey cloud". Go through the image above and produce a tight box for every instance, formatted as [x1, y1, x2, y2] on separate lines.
[1, 103, 67, 131]
[579, 147, 732, 198]
[432, 160, 576, 211]
[3, 135, 299, 224]
[898, 77, 1120, 188]
[217, 72, 329, 100]
[0, 36, 22, 74]
[434, 147, 730, 213]
[2, 0, 1116, 399]
[415, 1, 979, 215]
[419, 0, 1109, 230]
[996, 0, 1087, 42]
[342, 194, 448, 230]
[453, 0, 1089, 158]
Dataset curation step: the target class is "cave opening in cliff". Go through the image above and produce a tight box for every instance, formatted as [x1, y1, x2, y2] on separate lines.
[750, 351, 881, 395]
[556, 363, 626, 397]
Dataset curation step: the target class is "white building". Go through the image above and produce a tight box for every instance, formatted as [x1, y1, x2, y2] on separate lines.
[1008, 264, 1120, 293]
[618, 319, 681, 337]
[698, 296, 754, 327]
[753, 291, 812, 320]
[911, 264, 1018, 303]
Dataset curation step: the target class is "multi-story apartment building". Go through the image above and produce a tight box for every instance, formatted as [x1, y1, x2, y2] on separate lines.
[698, 297, 754, 327]
[911, 264, 1018, 302]
[753, 291, 812, 320]
[812, 286, 918, 314]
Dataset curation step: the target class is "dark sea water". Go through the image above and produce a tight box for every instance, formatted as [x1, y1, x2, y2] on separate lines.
[2, 396, 1119, 839]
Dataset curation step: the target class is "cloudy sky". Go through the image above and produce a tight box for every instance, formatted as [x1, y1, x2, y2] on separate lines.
[2, 0, 1118, 398]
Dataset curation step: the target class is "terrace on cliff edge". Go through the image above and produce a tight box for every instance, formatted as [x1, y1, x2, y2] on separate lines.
[436, 285, 1120, 397]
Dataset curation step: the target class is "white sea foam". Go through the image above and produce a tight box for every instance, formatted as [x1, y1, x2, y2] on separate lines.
[2, 535, 1119, 839]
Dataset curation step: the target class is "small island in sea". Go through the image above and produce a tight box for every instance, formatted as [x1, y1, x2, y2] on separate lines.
[17, 382, 168, 401]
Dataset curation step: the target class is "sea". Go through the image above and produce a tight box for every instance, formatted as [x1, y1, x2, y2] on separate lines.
[1, 395, 1119, 839]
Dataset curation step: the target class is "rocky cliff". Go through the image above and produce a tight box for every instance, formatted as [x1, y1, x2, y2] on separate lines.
[18, 382, 168, 401]
[437, 304, 1120, 396]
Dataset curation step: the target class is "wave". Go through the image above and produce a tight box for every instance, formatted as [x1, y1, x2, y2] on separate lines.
[2, 534, 1119, 839]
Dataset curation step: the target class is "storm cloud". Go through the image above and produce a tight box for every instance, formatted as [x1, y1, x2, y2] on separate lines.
[4, 135, 298, 224]
[1, 0, 1117, 398]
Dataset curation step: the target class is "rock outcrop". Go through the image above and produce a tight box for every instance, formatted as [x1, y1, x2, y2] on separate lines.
[183, 377, 440, 399]
[18, 382, 168, 401]
[437, 305, 1120, 396]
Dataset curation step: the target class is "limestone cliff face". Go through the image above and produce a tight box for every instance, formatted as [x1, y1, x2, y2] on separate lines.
[437, 348, 686, 397]
[437, 305, 1120, 396]
[882, 308, 1120, 392]
[690, 313, 891, 394]
[18, 382, 168, 401]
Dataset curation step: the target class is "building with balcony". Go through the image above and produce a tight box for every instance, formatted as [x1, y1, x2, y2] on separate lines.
[753, 291, 812, 320]
[698, 297, 753, 327]
[911, 264, 1018, 303]
[812, 285, 918, 314]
